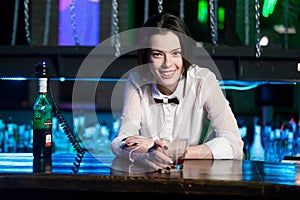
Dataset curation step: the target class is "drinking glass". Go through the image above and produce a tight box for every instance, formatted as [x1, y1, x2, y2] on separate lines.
[161, 137, 188, 170]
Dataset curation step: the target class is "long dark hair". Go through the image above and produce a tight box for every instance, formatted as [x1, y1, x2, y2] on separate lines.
[137, 13, 194, 78]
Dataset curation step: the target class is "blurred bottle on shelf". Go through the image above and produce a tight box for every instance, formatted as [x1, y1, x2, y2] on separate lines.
[4, 130, 17, 153]
[265, 129, 276, 162]
[250, 119, 265, 161]
[274, 121, 284, 162]
[52, 116, 71, 153]
[4, 116, 17, 153]
[16, 121, 26, 152]
[238, 118, 250, 160]
[284, 130, 295, 157]
[263, 120, 272, 149]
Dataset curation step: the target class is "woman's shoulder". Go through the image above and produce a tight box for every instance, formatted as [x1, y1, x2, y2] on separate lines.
[188, 64, 216, 78]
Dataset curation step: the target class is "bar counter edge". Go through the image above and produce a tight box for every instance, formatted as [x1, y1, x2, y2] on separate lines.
[0, 171, 300, 199]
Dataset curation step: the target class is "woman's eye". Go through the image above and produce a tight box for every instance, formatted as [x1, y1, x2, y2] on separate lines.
[151, 52, 163, 57]
[173, 51, 182, 56]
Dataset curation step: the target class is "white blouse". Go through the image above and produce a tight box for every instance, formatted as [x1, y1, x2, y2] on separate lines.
[111, 64, 244, 159]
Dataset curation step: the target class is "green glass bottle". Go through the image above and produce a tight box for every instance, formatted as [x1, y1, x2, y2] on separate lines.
[33, 61, 53, 159]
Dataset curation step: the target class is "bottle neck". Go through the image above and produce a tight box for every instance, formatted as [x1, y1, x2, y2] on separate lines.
[38, 78, 48, 93]
[254, 125, 262, 142]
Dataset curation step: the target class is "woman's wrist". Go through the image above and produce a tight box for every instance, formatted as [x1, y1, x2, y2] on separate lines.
[128, 146, 142, 163]
[185, 145, 213, 159]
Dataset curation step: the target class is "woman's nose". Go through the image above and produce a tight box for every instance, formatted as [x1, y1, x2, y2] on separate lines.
[163, 53, 172, 68]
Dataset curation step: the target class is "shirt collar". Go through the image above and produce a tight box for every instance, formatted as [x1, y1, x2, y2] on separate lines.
[151, 75, 184, 102]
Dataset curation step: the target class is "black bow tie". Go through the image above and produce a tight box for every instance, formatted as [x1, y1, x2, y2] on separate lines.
[154, 97, 179, 105]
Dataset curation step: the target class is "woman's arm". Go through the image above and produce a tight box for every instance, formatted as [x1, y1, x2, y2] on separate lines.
[198, 69, 244, 160]
[110, 75, 143, 156]
[110, 75, 173, 171]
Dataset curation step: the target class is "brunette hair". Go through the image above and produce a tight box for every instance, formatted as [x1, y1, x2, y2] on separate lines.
[137, 13, 194, 78]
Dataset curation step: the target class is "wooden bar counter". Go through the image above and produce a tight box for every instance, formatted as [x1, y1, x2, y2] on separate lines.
[0, 152, 299, 199]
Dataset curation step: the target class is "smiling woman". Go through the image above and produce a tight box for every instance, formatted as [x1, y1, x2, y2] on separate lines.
[110, 13, 244, 173]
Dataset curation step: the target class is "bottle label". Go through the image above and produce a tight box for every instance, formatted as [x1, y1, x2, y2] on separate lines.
[33, 116, 52, 129]
[45, 132, 52, 147]
[44, 120, 52, 128]
[38, 78, 48, 93]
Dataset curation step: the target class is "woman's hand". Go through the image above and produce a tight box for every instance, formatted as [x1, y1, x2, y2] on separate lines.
[122, 135, 155, 149]
[121, 136, 173, 171]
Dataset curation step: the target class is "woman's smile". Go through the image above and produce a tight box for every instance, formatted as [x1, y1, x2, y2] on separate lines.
[159, 69, 176, 78]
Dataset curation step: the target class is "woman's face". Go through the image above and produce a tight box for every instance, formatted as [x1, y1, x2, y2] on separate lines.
[148, 31, 183, 95]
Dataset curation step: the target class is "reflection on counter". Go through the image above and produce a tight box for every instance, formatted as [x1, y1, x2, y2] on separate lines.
[110, 156, 300, 187]
[0, 153, 113, 175]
